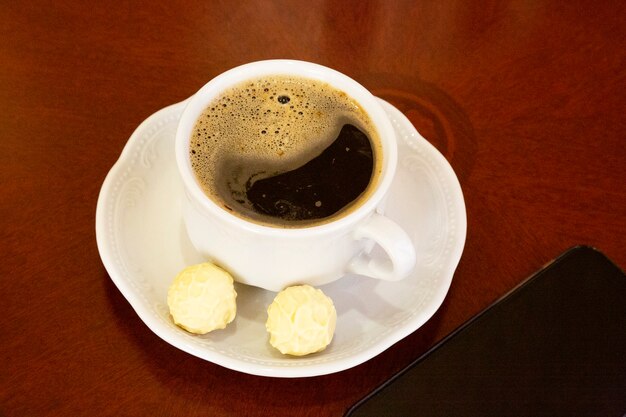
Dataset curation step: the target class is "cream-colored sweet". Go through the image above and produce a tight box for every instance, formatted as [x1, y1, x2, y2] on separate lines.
[167, 262, 237, 334]
[266, 285, 336, 356]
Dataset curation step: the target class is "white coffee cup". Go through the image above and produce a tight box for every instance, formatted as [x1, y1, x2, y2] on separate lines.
[175, 60, 415, 292]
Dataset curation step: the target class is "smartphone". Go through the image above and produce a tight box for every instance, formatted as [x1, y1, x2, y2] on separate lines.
[346, 246, 626, 417]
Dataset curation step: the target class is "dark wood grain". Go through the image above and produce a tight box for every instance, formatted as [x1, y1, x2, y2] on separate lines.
[1, 1, 624, 416]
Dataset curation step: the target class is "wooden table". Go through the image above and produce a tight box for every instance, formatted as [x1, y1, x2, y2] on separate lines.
[2, 1, 624, 415]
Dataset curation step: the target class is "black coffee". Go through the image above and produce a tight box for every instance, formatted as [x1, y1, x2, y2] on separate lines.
[246, 124, 373, 220]
[189, 75, 381, 227]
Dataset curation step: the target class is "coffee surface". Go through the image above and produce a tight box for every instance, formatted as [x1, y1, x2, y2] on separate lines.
[246, 124, 373, 220]
[189, 75, 381, 227]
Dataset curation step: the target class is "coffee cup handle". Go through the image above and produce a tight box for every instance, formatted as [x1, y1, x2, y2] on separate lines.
[347, 213, 416, 281]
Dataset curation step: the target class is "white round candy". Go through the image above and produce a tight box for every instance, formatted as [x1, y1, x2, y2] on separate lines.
[167, 262, 237, 334]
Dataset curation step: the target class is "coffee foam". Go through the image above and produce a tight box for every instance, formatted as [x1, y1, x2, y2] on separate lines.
[189, 75, 381, 226]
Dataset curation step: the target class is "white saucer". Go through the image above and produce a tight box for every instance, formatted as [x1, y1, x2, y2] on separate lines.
[95, 98, 466, 378]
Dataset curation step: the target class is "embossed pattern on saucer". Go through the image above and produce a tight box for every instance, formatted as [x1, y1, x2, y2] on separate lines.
[95, 98, 466, 378]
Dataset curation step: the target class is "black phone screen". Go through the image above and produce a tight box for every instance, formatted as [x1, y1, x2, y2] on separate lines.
[346, 246, 626, 417]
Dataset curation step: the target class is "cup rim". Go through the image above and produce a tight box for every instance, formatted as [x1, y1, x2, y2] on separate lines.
[175, 59, 397, 237]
